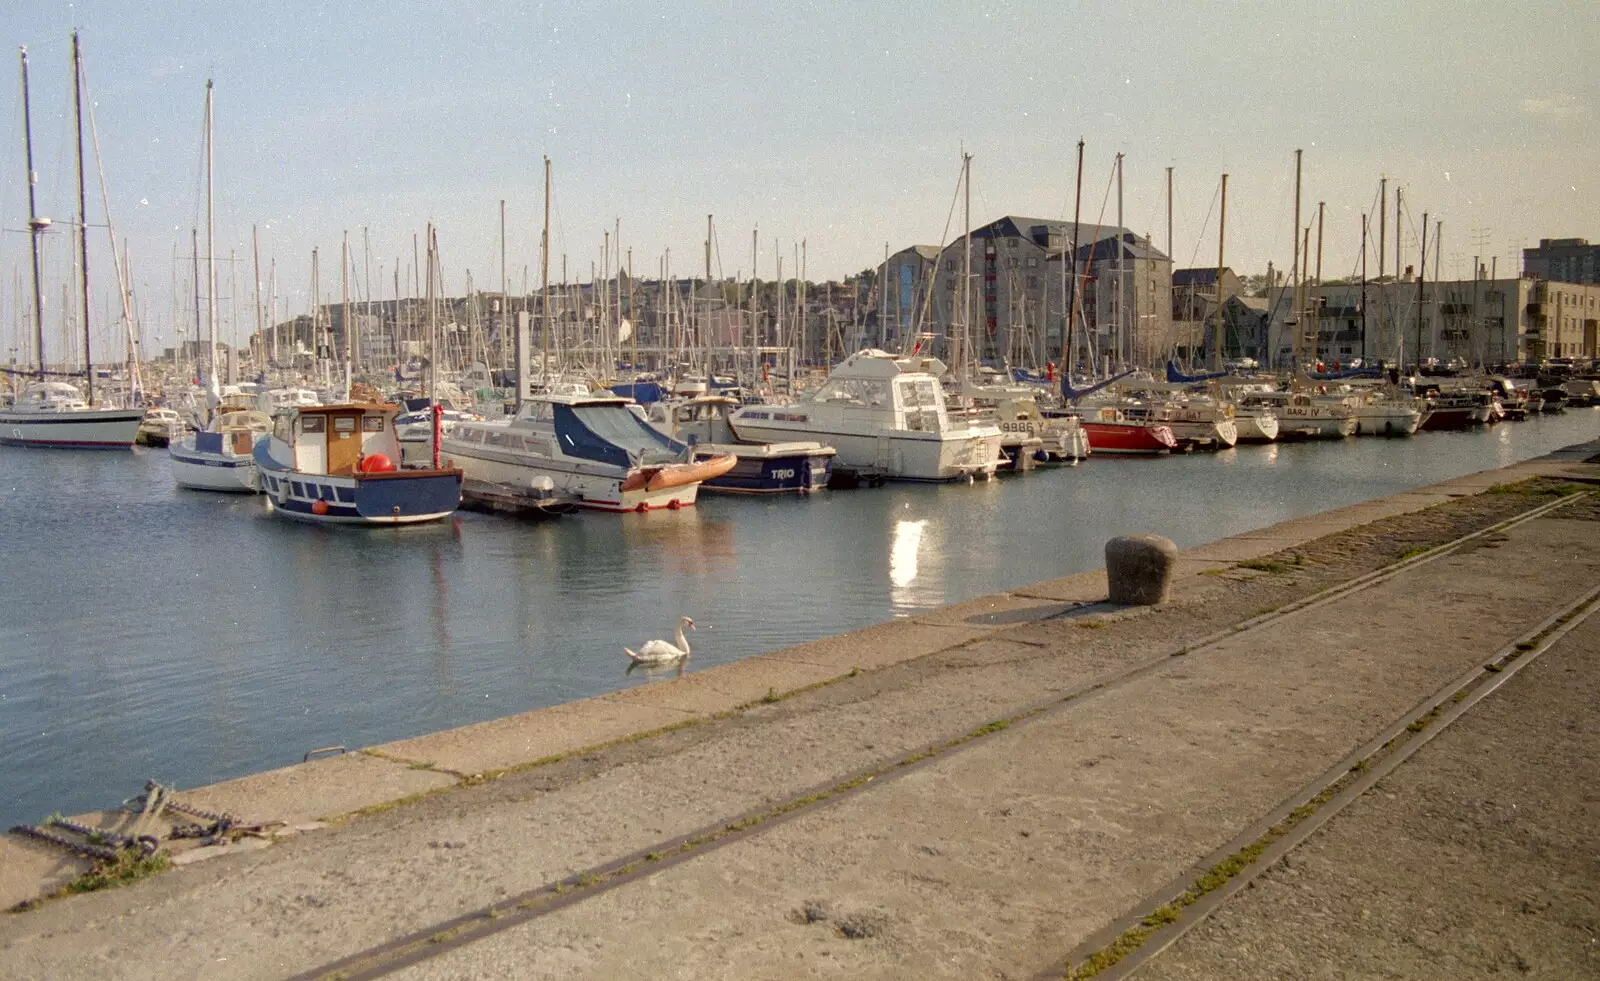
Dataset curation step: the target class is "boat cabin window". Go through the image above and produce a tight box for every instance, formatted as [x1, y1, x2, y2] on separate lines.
[363, 415, 385, 432]
[898, 378, 946, 432]
[488, 431, 516, 448]
[333, 416, 357, 433]
[813, 377, 890, 406]
[301, 415, 325, 434]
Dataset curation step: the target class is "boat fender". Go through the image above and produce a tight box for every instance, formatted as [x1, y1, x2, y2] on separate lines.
[635, 501, 648, 513]
[312, 499, 329, 516]
[667, 499, 681, 510]
[276, 479, 289, 506]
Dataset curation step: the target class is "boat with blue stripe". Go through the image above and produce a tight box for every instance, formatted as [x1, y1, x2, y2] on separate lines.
[253, 402, 462, 525]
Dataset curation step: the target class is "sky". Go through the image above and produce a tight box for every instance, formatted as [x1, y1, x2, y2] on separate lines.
[3, 0, 1597, 359]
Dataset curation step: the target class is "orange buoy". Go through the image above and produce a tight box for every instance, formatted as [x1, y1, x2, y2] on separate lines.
[360, 453, 397, 473]
[311, 499, 330, 516]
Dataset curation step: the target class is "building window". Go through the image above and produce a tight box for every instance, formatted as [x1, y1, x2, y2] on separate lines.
[944, 260, 954, 272]
[1026, 257, 1039, 268]
[1026, 276, 1040, 290]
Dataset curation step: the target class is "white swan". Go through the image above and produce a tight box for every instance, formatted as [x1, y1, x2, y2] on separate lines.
[624, 616, 694, 664]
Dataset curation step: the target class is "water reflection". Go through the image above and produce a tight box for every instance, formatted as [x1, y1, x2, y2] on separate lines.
[890, 518, 944, 613]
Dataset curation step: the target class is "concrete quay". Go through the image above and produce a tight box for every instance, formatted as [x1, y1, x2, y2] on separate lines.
[2, 443, 1598, 980]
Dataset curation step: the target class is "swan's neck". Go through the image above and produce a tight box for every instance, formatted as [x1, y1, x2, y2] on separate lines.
[675, 623, 691, 655]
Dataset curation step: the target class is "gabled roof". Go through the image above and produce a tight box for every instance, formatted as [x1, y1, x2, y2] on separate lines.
[963, 216, 1169, 263]
[1073, 232, 1168, 263]
[1173, 267, 1237, 287]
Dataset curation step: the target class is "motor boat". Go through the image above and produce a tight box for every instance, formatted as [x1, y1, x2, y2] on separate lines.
[442, 392, 735, 512]
[725, 350, 1003, 482]
[641, 394, 834, 494]
[254, 402, 462, 524]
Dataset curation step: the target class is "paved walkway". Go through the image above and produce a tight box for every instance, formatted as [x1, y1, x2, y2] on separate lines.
[1, 449, 1596, 980]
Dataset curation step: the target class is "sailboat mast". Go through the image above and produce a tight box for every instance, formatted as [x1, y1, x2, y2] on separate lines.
[1378, 177, 1387, 281]
[72, 33, 95, 401]
[1114, 152, 1124, 369]
[541, 157, 550, 388]
[1214, 173, 1228, 371]
[19, 47, 46, 378]
[1417, 212, 1428, 367]
[1064, 138, 1083, 377]
[961, 151, 972, 383]
[252, 224, 262, 372]
[204, 79, 218, 404]
[341, 230, 351, 399]
[1291, 149, 1302, 371]
[1360, 213, 1369, 362]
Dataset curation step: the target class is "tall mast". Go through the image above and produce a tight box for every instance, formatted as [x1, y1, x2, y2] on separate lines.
[1114, 152, 1124, 368]
[204, 79, 218, 404]
[705, 214, 712, 374]
[1064, 138, 1083, 379]
[72, 33, 94, 400]
[879, 241, 888, 350]
[1165, 166, 1174, 266]
[192, 229, 202, 370]
[1378, 177, 1387, 280]
[750, 226, 758, 383]
[19, 47, 47, 378]
[499, 199, 507, 376]
[252, 224, 263, 372]
[341, 230, 351, 399]
[541, 157, 551, 388]
[960, 151, 972, 381]
[1394, 186, 1403, 361]
[1291, 149, 1302, 372]
[1214, 173, 1228, 370]
[1360, 214, 1369, 362]
[1417, 212, 1428, 366]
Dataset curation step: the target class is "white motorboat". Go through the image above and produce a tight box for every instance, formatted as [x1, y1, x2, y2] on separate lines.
[254, 402, 463, 524]
[726, 350, 1004, 482]
[1235, 389, 1356, 439]
[442, 392, 736, 513]
[135, 407, 186, 447]
[170, 407, 274, 492]
[0, 382, 144, 449]
[641, 395, 835, 494]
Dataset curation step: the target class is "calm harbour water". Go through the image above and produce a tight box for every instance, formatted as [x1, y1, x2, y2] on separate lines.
[1, 410, 1594, 827]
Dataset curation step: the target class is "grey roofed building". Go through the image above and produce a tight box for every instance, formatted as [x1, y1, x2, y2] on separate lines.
[887, 215, 1174, 370]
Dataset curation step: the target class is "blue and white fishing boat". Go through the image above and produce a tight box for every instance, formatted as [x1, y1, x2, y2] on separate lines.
[253, 402, 463, 524]
[170, 406, 274, 492]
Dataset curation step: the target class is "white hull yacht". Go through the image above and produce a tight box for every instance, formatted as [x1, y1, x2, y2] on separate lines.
[726, 350, 1003, 482]
[170, 407, 274, 492]
[0, 382, 143, 449]
[442, 393, 736, 513]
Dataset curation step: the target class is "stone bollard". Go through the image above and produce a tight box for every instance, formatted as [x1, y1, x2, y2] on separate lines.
[1105, 534, 1178, 606]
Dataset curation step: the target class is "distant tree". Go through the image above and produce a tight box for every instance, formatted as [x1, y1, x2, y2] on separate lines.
[1241, 271, 1285, 297]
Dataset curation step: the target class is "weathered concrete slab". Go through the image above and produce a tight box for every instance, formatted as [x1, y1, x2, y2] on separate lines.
[181, 749, 461, 825]
[1011, 568, 1108, 603]
[762, 619, 989, 672]
[0, 837, 89, 912]
[374, 697, 697, 776]
[602, 655, 844, 716]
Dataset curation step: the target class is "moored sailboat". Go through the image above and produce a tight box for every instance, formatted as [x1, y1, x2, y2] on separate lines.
[0, 40, 142, 450]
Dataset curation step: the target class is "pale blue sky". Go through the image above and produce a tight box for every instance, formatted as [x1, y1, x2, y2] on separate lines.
[4, 1, 1597, 356]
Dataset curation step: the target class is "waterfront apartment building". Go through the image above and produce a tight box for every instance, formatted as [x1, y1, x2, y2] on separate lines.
[1524, 238, 1600, 285]
[1263, 275, 1600, 367]
[881, 216, 1173, 369]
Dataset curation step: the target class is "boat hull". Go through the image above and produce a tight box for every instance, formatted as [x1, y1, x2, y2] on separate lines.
[254, 438, 460, 524]
[728, 420, 1002, 481]
[441, 440, 708, 512]
[1418, 406, 1484, 431]
[1353, 405, 1422, 437]
[0, 407, 144, 449]
[171, 446, 260, 493]
[692, 443, 833, 494]
[1233, 411, 1279, 443]
[1081, 422, 1177, 455]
